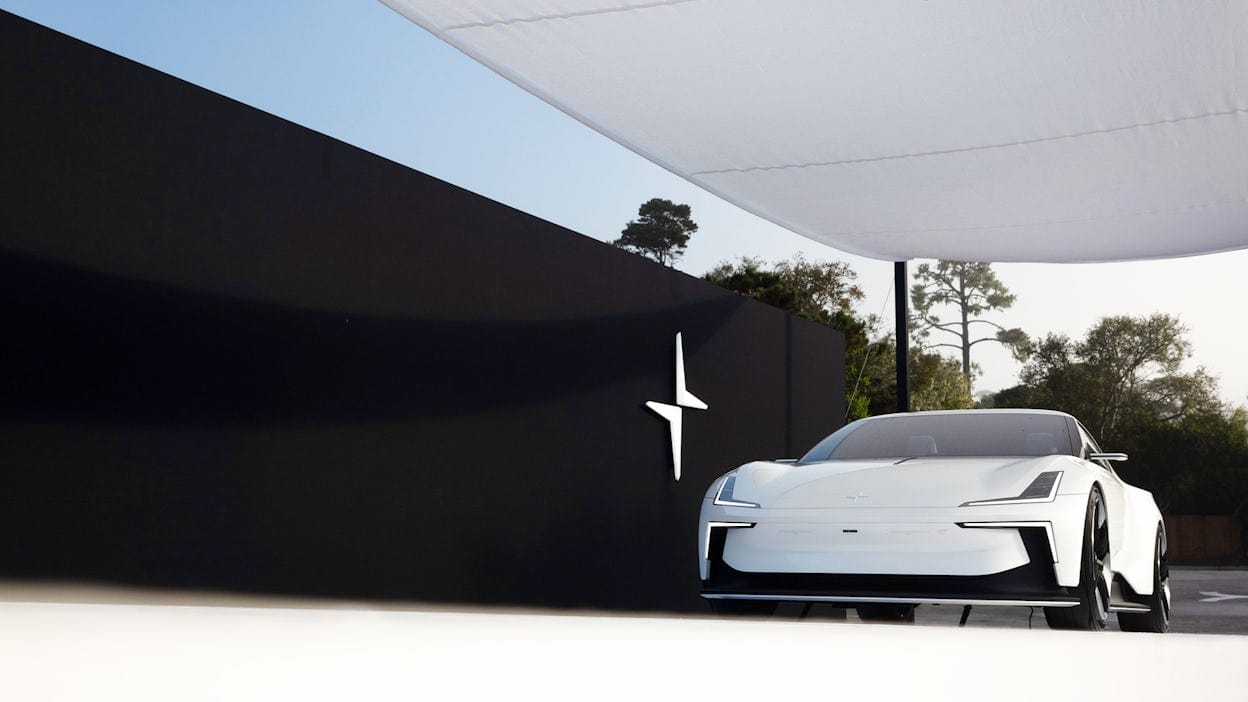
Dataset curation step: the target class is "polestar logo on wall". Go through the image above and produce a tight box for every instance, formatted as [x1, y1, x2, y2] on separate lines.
[645, 332, 707, 482]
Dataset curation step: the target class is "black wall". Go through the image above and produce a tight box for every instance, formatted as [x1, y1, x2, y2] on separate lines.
[0, 12, 844, 612]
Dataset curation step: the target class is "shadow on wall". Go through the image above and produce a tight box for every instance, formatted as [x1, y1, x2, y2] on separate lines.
[0, 249, 748, 425]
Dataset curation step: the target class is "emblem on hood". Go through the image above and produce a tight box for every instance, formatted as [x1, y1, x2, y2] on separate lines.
[645, 332, 707, 482]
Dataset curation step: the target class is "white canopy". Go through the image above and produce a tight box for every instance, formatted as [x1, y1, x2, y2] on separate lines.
[380, 1, 1248, 263]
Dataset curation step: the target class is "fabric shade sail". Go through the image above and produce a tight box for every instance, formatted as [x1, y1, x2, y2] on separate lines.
[380, 1, 1248, 263]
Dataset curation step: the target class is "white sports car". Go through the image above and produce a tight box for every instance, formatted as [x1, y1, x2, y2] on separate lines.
[698, 409, 1170, 632]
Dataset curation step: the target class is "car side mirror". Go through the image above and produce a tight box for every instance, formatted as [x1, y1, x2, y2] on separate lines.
[1088, 452, 1128, 462]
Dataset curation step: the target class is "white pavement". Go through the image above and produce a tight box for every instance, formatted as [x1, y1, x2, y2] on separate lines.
[0, 585, 1245, 701]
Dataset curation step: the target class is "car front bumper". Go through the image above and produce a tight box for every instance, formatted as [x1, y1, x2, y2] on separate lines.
[698, 495, 1090, 606]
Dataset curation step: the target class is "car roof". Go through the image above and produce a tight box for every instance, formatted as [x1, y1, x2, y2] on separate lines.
[866, 408, 1073, 420]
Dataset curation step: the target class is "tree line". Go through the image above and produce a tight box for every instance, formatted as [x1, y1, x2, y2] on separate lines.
[990, 314, 1246, 517]
[614, 198, 1248, 524]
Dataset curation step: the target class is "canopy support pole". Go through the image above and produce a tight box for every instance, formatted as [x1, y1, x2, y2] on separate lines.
[895, 261, 910, 413]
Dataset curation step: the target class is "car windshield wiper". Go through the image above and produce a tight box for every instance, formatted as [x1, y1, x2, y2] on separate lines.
[893, 456, 921, 465]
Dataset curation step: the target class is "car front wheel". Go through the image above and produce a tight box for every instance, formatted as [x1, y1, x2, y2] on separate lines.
[1045, 489, 1110, 631]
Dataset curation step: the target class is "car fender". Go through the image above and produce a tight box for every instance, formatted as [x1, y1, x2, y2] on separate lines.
[1047, 493, 1095, 587]
[1116, 484, 1164, 596]
[1049, 465, 1101, 588]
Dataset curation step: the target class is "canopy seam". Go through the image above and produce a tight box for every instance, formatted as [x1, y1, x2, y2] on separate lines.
[692, 107, 1248, 175]
[442, 0, 700, 31]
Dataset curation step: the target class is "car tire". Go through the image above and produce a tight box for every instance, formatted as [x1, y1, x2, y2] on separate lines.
[1044, 489, 1110, 631]
[1117, 526, 1170, 633]
[708, 598, 777, 617]
[856, 604, 916, 623]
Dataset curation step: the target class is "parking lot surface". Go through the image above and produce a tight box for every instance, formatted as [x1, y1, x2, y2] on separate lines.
[770, 568, 1248, 634]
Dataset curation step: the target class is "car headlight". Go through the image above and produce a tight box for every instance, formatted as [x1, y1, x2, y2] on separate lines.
[961, 471, 1063, 506]
[713, 474, 759, 508]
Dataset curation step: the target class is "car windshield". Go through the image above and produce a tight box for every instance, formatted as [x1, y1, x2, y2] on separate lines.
[800, 413, 1075, 461]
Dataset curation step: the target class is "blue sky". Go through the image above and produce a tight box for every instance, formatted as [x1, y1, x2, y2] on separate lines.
[5, 0, 1248, 408]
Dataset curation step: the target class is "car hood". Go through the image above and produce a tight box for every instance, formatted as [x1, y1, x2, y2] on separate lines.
[729, 455, 1076, 509]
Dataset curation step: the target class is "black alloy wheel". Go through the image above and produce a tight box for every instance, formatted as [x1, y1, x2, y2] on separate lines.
[1045, 489, 1110, 631]
[1117, 527, 1171, 633]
